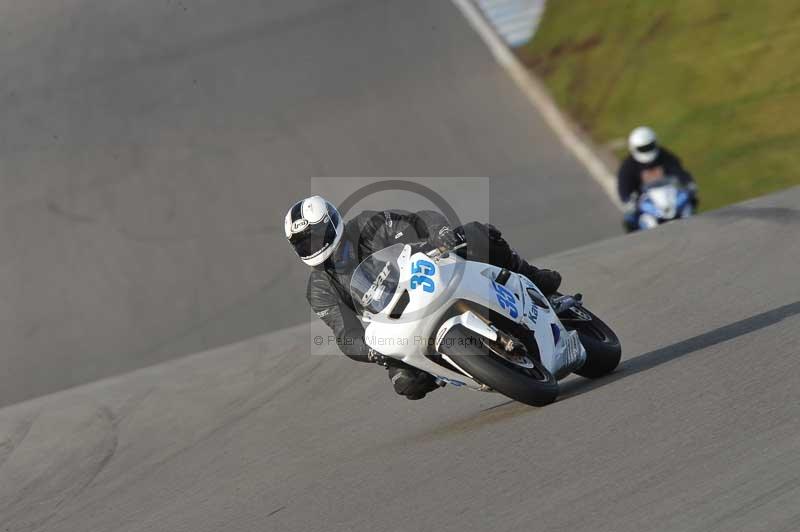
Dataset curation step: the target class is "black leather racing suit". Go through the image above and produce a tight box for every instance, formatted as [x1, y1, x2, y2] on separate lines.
[306, 209, 553, 365]
[617, 148, 695, 203]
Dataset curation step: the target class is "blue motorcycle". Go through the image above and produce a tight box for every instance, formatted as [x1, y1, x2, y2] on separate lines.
[635, 177, 695, 230]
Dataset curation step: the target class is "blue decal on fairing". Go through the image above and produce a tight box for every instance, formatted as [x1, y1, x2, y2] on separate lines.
[528, 303, 539, 324]
[410, 259, 436, 293]
[492, 281, 518, 318]
[550, 323, 561, 345]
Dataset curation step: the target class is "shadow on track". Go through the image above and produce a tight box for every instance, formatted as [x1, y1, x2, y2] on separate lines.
[379, 302, 800, 447]
[560, 300, 800, 400]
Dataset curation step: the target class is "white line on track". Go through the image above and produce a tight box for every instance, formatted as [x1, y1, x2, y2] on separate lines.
[451, 0, 623, 211]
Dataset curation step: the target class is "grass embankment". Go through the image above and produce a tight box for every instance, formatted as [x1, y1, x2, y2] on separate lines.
[518, 1, 800, 210]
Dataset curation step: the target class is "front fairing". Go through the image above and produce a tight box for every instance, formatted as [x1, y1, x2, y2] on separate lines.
[357, 245, 583, 381]
[642, 185, 678, 219]
[639, 178, 693, 223]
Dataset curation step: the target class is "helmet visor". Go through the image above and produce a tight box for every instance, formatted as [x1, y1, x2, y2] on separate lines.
[634, 141, 658, 155]
[289, 211, 340, 261]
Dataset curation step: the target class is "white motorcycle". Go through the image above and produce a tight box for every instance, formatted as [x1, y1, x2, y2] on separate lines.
[350, 243, 621, 406]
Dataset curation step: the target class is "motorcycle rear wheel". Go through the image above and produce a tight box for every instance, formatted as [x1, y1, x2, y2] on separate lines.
[561, 306, 621, 379]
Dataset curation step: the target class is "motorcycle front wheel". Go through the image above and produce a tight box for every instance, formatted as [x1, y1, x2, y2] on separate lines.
[437, 324, 559, 407]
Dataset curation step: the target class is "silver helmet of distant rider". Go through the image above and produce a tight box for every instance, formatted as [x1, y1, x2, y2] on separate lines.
[628, 126, 660, 165]
[284, 195, 344, 267]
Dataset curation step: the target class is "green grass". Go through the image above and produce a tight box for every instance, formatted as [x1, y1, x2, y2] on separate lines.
[518, 0, 800, 210]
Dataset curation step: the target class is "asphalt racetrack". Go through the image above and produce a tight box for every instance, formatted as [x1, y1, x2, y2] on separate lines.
[0, 0, 618, 406]
[3, 1, 800, 531]
[2, 189, 799, 532]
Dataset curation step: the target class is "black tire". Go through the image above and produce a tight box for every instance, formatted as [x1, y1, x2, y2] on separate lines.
[562, 306, 621, 379]
[438, 325, 559, 407]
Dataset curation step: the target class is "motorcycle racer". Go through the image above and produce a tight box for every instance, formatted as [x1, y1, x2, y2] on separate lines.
[618, 126, 698, 232]
[285, 195, 563, 400]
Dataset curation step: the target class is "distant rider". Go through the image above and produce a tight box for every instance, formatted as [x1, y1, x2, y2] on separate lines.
[285, 196, 563, 400]
[618, 126, 698, 232]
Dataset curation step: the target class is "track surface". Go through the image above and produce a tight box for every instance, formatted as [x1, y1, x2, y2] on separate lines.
[5, 2, 799, 531]
[2, 189, 799, 532]
[0, 0, 618, 406]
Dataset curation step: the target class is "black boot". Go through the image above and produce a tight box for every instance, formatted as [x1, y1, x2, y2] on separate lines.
[529, 268, 562, 296]
[387, 364, 440, 400]
[512, 253, 562, 296]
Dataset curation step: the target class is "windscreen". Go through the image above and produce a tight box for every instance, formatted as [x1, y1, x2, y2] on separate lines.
[349, 244, 406, 315]
[642, 176, 680, 191]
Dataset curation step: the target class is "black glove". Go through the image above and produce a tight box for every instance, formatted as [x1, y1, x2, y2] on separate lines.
[624, 192, 639, 214]
[687, 183, 699, 208]
[429, 225, 464, 251]
[531, 269, 562, 296]
[367, 349, 390, 367]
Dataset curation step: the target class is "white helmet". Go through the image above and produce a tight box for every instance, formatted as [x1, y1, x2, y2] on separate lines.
[628, 126, 660, 164]
[284, 196, 344, 266]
